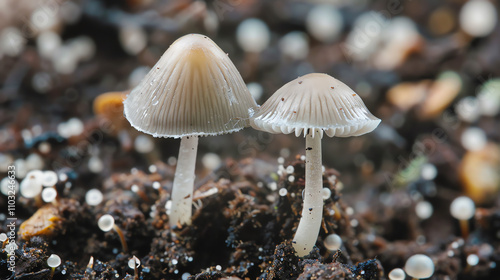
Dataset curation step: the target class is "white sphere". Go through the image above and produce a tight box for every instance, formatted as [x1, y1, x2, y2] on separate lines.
[42, 188, 57, 203]
[26, 154, 44, 170]
[415, 201, 433, 220]
[236, 18, 271, 53]
[450, 196, 475, 220]
[456, 96, 481, 123]
[278, 188, 288, 196]
[66, 118, 84, 136]
[477, 79, 500, 116]
[279, 31, 309, 60]
[31, 6, 58, 31]
[37, 31, 62, 60]
[388, 268, 406, 280]
[88, 156, 104, 173]
[20, 170, 44, 198]
[421, 164, 437, 180]
[1, 177, 19, 196]
[134, 135, 155, 153]
[461, 127, 487, 151]
[85, 189, 104, 206]
[68, 36, 96, 62]
[467, 254, 479, 266]
[42, 171, 58, 187]
[404, 254, 435, 279]
[98, 214, 115, 232]
[247, 82, 263, 101]
[119, 24, 147, 55]
[459, 0, 497, 37]
[128, 256, 141, 269]
[202, 153, 221, 171]
[324, 233, 342, 251]
[306, 5, 343, 43]
[0, 27, 26, 57]
[52, 46, 78, 75]
[322, 188, 332, 200]
[14, 159, 28, 179]
[47, 254, 62, 268]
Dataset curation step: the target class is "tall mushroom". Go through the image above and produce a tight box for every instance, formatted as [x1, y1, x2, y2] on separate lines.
[250, 73, 380, 256]
[124, 34, 258, 228]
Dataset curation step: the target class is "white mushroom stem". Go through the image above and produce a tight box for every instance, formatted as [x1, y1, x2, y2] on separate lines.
[169, 135, 199, 228]
[293, 129, 323, 256]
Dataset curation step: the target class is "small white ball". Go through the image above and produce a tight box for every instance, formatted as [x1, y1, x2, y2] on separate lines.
[404, 254, 435, 279]
[26, 154, 44, 170]
[128, 256, 141, 269]
[467, 254, 479, 266]
[0, 27, 26, 57]
[134, 135, 155, 153]
[88, 156, 104, 173]
[306, 5, 343, 43]
[278, 188, 288, 196]
[86, 189, 104, 206]
[450, 196, 475, 220]
[415, 201, 433, 220]
[279, 31, 309, 60]
[421, 163, 437, 181]
[47, 254, 62, 268]
[119, 24, 147, 55]
[68, 36, 96, 62]
[42, 188, 57, 203]
[324, 233, 342, 251]
[1, 177, 19, 196]
[461, 127, 487, 151]
[459, 0, 497, 37]
[37, 31, 62, 60]
[322, 188, 332, 200]
[202, 153, 221, 171]
[388, 268, 405, 280]
[98, 214, 115, 232]
[42, 171, 58, 187]
[236, 18, 271, 53]
[247, 82, 264, 101]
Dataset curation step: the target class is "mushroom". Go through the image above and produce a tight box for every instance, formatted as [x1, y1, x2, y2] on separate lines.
[404, 254, 435, 279]
[250, 73, 380, 256]
[450, 195, 475, 238]
[123, 34, 258, 228]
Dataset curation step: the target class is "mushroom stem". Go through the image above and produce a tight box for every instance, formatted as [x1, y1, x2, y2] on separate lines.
[293, 129, 323, 256]
[169, 135, 199, 228]
[113, 224, 129, 253]
[459, 219, 469, 239]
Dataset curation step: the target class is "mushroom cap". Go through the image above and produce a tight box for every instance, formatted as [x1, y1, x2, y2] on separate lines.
[123, 34, 258, 138]
[250, 73, 380, 138]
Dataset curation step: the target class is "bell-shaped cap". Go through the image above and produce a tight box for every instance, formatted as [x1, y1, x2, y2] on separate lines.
[124, 34, 258, 138]
[251, 73, 380, 138]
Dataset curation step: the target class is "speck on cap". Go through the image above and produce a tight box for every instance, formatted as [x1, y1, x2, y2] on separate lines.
[251, 73, 380, 138]
[123, 34, 258, 138]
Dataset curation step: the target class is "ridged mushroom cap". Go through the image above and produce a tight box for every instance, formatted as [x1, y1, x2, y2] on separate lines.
[250, 73, 380, 138]
[123, 34, 258, 138]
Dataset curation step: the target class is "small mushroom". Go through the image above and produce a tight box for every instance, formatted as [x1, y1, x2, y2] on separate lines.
[250, 73, 380, 256]
[124, 34, 258, 228]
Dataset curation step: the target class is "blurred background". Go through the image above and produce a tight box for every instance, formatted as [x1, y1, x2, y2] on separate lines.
[0, 0, 499, 208]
